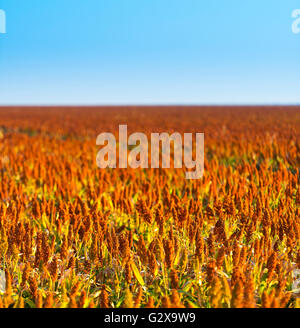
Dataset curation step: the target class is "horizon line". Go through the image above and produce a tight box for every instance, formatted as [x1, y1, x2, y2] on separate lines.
[0, 104, 300, 108]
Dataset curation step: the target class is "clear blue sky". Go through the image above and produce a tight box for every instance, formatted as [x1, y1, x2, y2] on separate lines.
[0, 0, 299, 105]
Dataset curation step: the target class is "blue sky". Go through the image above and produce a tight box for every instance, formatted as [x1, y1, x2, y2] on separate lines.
[0, 0, 299, 105]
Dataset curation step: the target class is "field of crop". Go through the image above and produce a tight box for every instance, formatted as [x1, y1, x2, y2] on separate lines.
[0, 106, 299, 308]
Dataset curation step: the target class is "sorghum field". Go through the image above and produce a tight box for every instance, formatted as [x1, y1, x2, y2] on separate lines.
[0, 106, 299, 308]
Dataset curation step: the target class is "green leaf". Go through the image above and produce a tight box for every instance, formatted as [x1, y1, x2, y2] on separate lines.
[131, 262, 145, 286]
